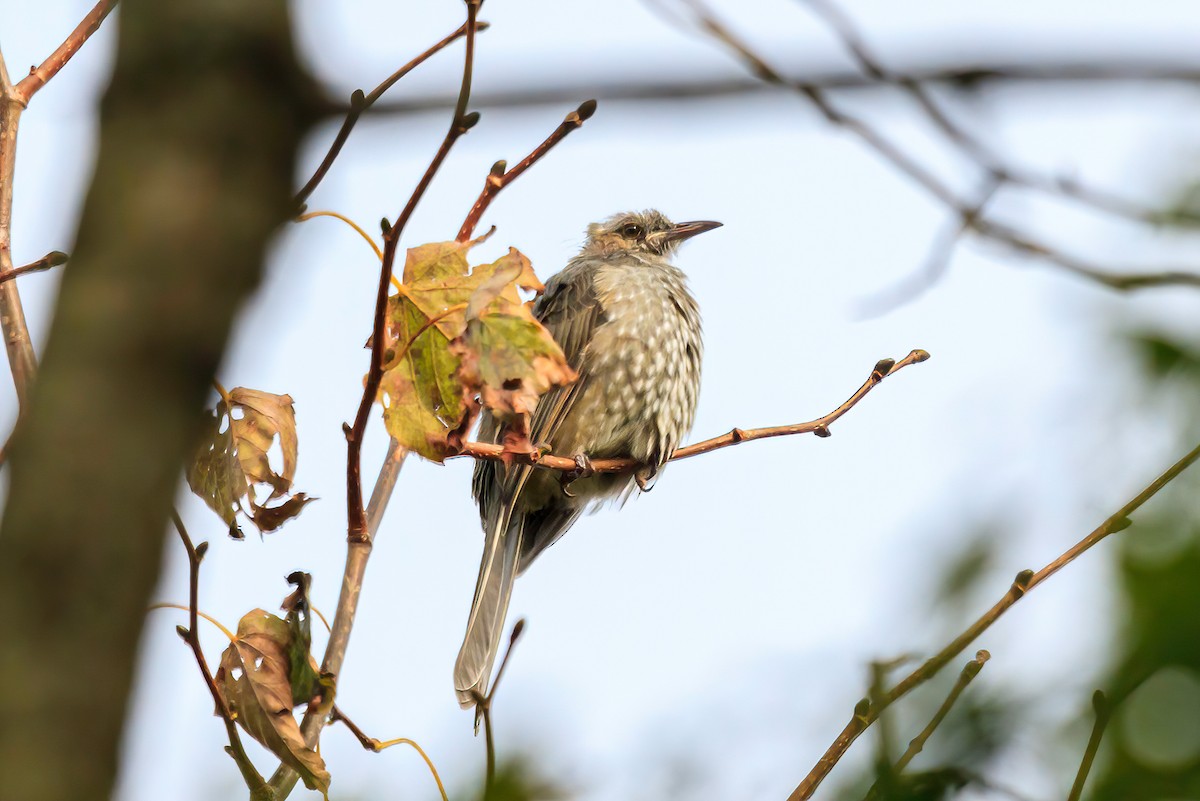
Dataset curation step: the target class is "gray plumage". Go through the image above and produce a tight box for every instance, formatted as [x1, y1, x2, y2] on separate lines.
[455, 210, 720, 710]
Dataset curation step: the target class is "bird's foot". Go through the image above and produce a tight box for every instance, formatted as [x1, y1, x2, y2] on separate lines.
[635, 463, 658, 493]
[560, 453, 595, 497]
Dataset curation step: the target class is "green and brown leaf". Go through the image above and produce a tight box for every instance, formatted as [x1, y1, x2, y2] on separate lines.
[378, 240, 574, 462]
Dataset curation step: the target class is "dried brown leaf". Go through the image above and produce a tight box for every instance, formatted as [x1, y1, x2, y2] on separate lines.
[216, 609, 330, 795]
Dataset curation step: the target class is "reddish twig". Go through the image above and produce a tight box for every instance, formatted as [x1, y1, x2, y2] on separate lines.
[788, 440, 1200, 800]
[170, 511, 269, 797]
[456, 349, 929, 473]
[294, 21, 485, 207]
[267, 6, 482, 800]
[0, 250, 67, 285]
[346, 0, 481, 543]
[456, 99, 598, 241]
[13, 0, 116, 104]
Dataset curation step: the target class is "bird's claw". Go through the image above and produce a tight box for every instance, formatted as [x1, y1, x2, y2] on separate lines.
[635, 463, 658, 493]
[559, 453, 595, 497]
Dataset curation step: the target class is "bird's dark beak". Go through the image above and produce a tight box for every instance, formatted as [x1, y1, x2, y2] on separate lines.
[664, 220, 723, 243]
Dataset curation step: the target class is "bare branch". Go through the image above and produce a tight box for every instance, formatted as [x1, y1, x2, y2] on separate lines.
[457, 98, 597, 241]
[363, 55, 1200, 117]
[294, 21, 485, 207]
[788, 440, 1200, 800]
[1067, 691, 1112, 801]
[864, 649, 990, 800]
[13, 0, 117, 104]
[270, 4, 482, 797]
[456, 349, 929, 474]
[0, 250, 67, 285]
[470, 619, 526, 794]
[170, 511, 271, 798]
[345, 0, 481, 543]
[670, 0, 1200, 297]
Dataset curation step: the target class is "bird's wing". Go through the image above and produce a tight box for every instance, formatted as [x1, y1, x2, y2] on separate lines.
[471, 262, 605, 510]
[526, 263, 606, 448]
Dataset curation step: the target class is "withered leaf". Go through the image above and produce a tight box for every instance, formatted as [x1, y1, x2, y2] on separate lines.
[187, 387, 313, 535]
[453, 312, 576, 422]
[229, 388, 298, 497]
[378, 241, 552, 462]
[216, 609, 330, 795]
[249, 493, 317, 534]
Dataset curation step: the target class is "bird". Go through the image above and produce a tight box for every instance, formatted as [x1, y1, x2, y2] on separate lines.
[455, 209, 721, 711]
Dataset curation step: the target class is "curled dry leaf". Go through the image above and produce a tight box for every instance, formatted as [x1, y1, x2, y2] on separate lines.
[378, 239, 571, 462]
[216, 608, 330, 796]
[187, 388, 314, 535]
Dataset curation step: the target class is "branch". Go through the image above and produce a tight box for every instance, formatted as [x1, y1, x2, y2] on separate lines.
[864, 649, 989, 801]
[330, 705, 449, 801]
[346, 0, 481, 542]
[800, 0, 1171, 228]
[787, 439, 1200, 800]
[294, 21, 485, 207]
[0, 56, 38, 409]
[1067, 691, 1111, 801]
[361, 55, 1200, 117]
[0, 250, 67, 285]
[269, 4, 482, 797]
[456, 349, 929, 473]
[470, 619, 526, 794]
[671, 0, 1200, 297]
[13, 0, 117, 104]
[170, 511, 271, 799]
[456, 98, 597, 241]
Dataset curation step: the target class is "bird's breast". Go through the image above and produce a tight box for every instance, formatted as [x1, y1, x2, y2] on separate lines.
[573, 262, 703, 466]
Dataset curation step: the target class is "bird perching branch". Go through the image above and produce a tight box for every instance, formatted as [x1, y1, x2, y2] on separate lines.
[456, 99, 598, 242]
[670, 0, 1200, 300]
[787, 439, 1200, 800]
[457, 349, 929, 473]
[293, 20, 486, 208]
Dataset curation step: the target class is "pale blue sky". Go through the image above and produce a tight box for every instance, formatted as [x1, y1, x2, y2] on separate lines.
[4, 1, 1200, 799]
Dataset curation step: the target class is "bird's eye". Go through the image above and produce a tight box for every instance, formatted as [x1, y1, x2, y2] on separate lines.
[619, 223, 644, 239]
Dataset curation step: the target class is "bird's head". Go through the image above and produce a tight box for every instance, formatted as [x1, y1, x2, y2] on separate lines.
[583, 210, 721, 259]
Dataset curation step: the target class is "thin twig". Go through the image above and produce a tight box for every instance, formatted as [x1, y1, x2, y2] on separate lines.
[799, 0, 1177, 228]
[456, 349, 929, 474]
[170, 511, 271, 798]
[864, 650, 990, 800]
[1067, 691, 1111, 801]
[293, 21, 485, 207]
[363, 55, 1200, 117]
[346, 0, 481, 542]
[13, 0, 117, 104]
[894, 650, 989, 773]
[0, 54, 38, 409]
[268, 6, 481, 798]
[456, 98, 597, 241]
[673, 0, 1200, 295]
[787, 440, 1200, 800]
[0, 250, 67, 285]
[0, 1, 113, 408]
[329, 705, 449, 801]
[470, 619, 526, 793]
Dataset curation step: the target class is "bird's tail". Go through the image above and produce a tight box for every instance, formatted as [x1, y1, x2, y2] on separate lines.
[455, 510, 524, 710]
